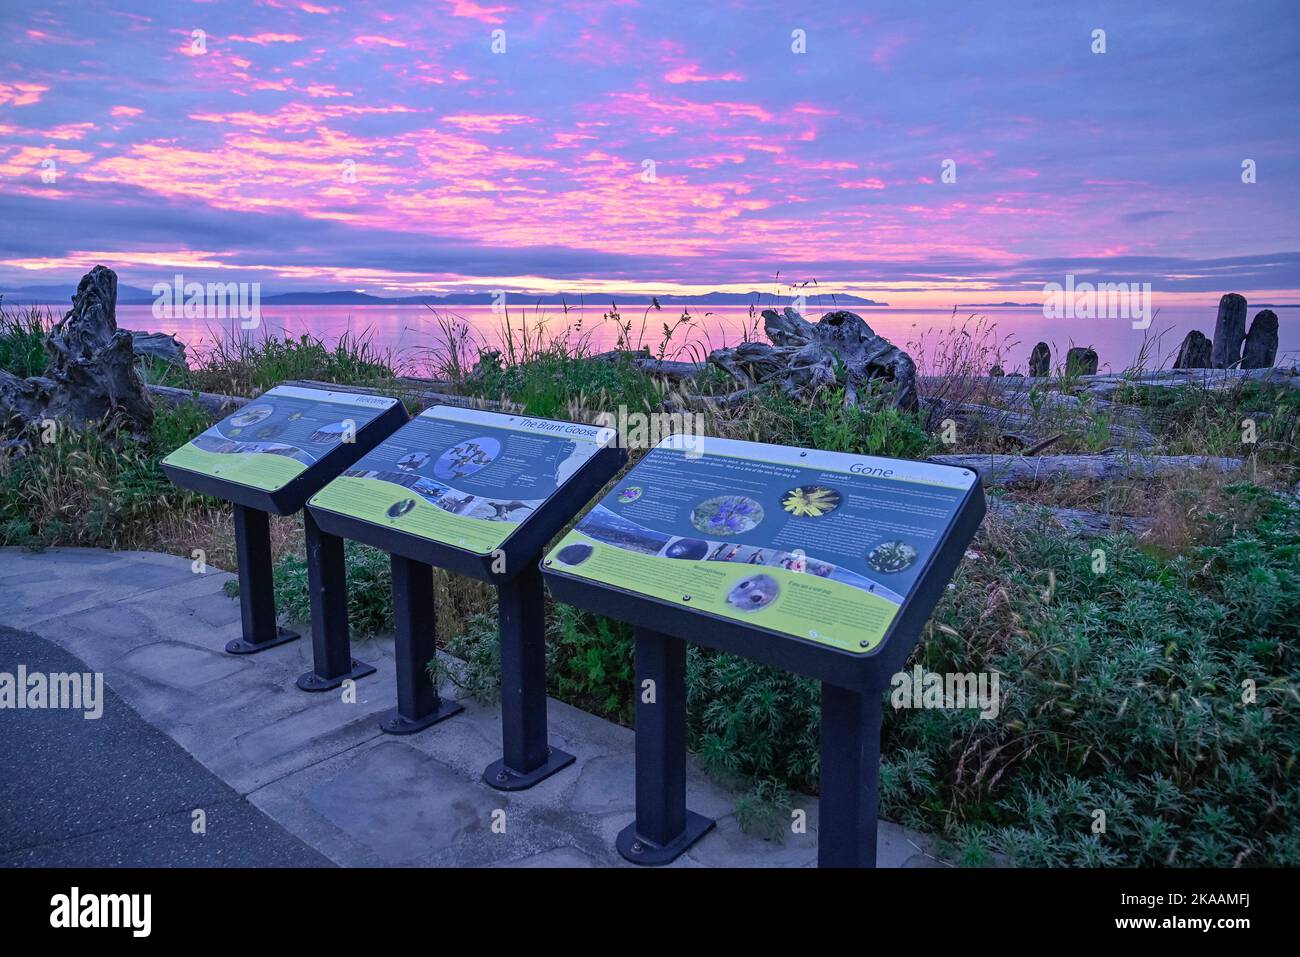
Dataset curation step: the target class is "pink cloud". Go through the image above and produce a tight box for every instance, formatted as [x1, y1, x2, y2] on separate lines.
[229, 33, 304, 45]
[354, 35, 407, 48]
[442, 114, 535, 133]
[110, 105, 143, 118]
[664, 64, 744, 84]
[0, 83, 49, 107]
[444, 1, 511, 24]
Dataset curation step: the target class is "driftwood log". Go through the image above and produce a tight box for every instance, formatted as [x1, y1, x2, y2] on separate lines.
[708, 307, 918, 410]
[0, 265, 154, 441]
[127, 330, 187, 367]
[987, 498, 1154, 538]
[928, 399, 1157, 447]
[1242, 310, 1279, 369]
[928, 450, 1243, 487]
[1211, 293, 1248, 368]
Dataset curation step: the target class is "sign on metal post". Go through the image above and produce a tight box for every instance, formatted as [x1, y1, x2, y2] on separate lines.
[308, 406, 625, 781]
[162, 384, 407, 677]
[543, 434, 985, 866]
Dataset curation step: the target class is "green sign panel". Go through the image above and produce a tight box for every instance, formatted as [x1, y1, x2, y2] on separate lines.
[545, 435, 978, 654]
[309, 407, 618, 555]
[162, 385, 400, 492]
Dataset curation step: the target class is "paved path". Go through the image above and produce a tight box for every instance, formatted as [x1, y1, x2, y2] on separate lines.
[0, 625, 330, 866]
[0, 547, 944, 867]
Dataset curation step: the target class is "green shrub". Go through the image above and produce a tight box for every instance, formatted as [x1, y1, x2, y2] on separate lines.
[465, 349, 664, 421]
[232, 540, 395, 639]
[884, 484, 1300, 866]
[548, 603, 635, 722]
[0, 398, 212, 548]
[430, 611, 502, 703]
[687, 649, 821, 791]
[0, 301, 51, 378]
[190, 331, 394, 398]
[754, 385, 933, 459]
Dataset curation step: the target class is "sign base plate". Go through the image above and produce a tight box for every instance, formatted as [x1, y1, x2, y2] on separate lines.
[379, 699, 464, 735]
[296, 658, 377, 692]
[225, 627, 301, 656]
[482, 747, 576, 791]
[616, 811, 715, 866]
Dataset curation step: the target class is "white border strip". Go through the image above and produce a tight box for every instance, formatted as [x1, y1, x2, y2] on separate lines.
[653, 433, 975, 489]
[423, 405, 617, 446]
[265, 385, 399, 409]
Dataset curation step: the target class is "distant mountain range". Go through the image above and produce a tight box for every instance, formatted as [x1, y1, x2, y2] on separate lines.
[955, 301, 1041, 308]
[0, 284, 889, 308]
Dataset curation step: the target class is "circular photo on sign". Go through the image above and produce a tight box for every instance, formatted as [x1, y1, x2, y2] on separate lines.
[664, 538, 708, 560]
[555, 543, 593, 566]
[867, 540, 918, 573]
[617, 486, 643, 504]
[387, 498, 416, 519]
[691, 495, 764, 537]
[254, 424, 283, 440]
[230, 404, 274, 428]
[726, 574, 779, 612]
[434, 436, 500, 481]
[397, 451, 430, 471]
[781, 484, 842, 518]
[310, 420, 353, 444]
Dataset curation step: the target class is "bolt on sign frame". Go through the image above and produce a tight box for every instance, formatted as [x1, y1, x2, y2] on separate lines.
[543, 433, 985, 866]
[307, 405, 626, 788]
[161, 384, 409, 692]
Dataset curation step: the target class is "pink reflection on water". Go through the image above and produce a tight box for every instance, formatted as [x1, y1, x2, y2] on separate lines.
[112, 303, 1299, 378]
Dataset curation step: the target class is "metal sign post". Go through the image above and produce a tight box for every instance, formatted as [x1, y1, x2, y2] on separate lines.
[162, 384, 408, 677]
[308, 406, 625, 787]
[543, 434, 985, 866]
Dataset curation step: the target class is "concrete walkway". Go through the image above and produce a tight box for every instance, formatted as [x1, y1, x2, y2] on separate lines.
[0, 547, 944, 868]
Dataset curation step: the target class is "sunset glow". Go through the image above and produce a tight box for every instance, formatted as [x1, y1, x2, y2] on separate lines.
[1, 1, 1297, 306]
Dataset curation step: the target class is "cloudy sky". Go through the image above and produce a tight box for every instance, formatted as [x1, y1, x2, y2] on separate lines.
[1, 0, 1297, 305]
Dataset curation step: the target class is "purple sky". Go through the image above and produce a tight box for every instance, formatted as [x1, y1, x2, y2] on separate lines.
[2, 0, 1297, 306]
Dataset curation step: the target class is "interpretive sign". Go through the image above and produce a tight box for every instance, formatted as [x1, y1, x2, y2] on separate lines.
[162, 384, 406, 514]
[308, 405, 625, 780]
[309, 405, 620, 571]
[545, 433, 980, 657]
[542, 433, 985, 867]
[162, 383, 408, 664]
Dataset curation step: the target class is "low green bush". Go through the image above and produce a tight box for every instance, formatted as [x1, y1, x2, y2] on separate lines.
[886, 484, 1300, 866]
[464, 349, 664, 421]
[0, 399, 212, 548]
[0, 301, 50, 378]
[233, 539, 395, 640]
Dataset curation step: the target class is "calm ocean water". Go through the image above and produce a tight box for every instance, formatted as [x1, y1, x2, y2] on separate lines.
[113, 303, 1299, 378]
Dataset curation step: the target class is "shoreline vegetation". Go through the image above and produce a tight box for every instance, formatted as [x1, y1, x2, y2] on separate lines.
[2, 294, 1297, 867]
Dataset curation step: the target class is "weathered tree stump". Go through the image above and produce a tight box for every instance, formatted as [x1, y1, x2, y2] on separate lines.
[1211, 293, 1248, 368]
[1173, 330, 1212, 369]
[708, 307, 918, 411]
[1065, 346, 1099, 376]
[1028, 342, 1051, 377]
[1242, 310, 1279, 369]
[126, 330, 187, 367]
[0, 265, 154, 442]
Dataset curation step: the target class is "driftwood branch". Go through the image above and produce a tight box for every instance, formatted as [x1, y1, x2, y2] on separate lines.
[147, 384, 248, 416]
[929, 450, 1243, 487]
[987, 499, 1154, 538]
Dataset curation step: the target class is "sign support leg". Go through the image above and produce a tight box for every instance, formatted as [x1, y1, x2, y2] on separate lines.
[380, 554, 462, 734]
[484, 562, 575, 790]
[817, 682, 882, 867]
[296, 510, 376, 692]
[617, 627, 714, 865]
[225, 504, 300, 655]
